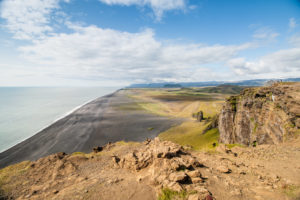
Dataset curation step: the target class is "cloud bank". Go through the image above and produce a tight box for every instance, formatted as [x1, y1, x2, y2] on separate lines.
[19, 24, 251, 83]
[0, 0, 299, 86]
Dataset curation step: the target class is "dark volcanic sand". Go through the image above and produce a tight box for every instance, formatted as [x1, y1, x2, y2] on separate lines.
[0, 90, 183, 168]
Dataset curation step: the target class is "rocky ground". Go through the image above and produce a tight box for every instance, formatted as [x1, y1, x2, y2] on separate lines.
[1, 136, 300, 200]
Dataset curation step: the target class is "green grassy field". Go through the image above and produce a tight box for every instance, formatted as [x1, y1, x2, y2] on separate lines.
[122, 85, 244, 151]
[159, 121, 219, 151]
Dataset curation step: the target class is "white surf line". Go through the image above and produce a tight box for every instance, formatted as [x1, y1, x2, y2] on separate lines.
[0, 90, 120, 153]
[34, 89, 121, 133]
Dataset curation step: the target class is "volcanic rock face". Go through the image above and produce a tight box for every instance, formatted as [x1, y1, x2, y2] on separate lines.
[219, 82, 300, 145]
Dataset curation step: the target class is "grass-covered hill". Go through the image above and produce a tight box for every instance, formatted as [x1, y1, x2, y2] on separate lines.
[193, 85, 246, 94]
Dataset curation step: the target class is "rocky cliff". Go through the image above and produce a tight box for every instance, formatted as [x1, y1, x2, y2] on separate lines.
[219, 82, 300, 145]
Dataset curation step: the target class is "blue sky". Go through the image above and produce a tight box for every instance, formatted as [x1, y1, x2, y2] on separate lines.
[0, 0, 300, 86]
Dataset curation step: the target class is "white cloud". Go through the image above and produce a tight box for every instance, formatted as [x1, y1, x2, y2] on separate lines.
[289, 18, 297, 29]
[98, 0, 186, 20]
[0, 0, 68, 40]
[228, 47, 300, 78]
[1, 0, 298, 86]
[252, 27, 279, 43]
[18, 24, 251, 83]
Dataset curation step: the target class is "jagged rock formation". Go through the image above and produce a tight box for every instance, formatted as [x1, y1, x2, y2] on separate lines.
[112, 138, 212, 199]
[219, 82, 300, 145]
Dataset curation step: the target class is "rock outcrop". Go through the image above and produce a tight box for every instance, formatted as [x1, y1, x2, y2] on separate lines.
[193, 111, 204, 122]
[219, 82, 300, 145]
[112, 138, 212, 199]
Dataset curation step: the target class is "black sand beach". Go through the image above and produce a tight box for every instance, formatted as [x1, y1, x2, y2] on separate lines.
[0, 90, 182, 168]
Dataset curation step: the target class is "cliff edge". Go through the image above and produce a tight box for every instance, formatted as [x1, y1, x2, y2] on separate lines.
[219, 82, 300, 145]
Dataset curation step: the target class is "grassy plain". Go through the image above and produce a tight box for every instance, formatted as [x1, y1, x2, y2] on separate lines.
[124, 85, 244, 150]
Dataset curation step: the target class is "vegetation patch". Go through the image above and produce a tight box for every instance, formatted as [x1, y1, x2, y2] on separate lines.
[253, 122, 258, 133]
[225, 143, 245, 149]
[227, 96, 238, 111]
[158, 188, 188, 200]
[0, 161, 31, 195]
[137, 102, 169, 116]
[159, 121, 220, 151]
[113, 141, 141, 149]
[114, 102, 144, 111]
[194, 85, 245, 94]
[151, 93, 218, 102]
[282, 184, 300, 199]
[128, 88, 226, 119]
[72, 152, 86, 156]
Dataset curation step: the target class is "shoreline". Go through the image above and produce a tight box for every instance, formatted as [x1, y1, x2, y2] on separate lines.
[0, 89, 120, 154]
[36, 90, 121, 137]
[0, 89, 182, 169]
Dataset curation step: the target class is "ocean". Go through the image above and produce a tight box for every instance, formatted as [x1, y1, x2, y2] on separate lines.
[0, 87, 119, 153]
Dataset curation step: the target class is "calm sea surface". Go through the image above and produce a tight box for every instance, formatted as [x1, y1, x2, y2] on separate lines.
[0, 87, 119, 152]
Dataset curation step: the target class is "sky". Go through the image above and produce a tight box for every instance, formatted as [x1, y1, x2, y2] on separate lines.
[0, 0, 300, 86]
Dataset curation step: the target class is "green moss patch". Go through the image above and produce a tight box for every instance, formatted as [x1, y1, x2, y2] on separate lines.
[0, 161, 31, 195]
[159, 121, 220, 151]
[282, 184, 300, 199]
[158, 188, 188, 200]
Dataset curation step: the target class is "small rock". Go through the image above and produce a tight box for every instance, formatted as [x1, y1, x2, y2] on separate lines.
[93, 146, 103, 153]
[192, 177, 203, 184]
[155, 174, 168, 184]
[188, 194, 199, 200]
[136, 175, 144, 182]
[144, 138, 151, 145]
[169, 172, 187, 182]
[216, 166, 232, 173]
[56, 152, 67, 159]
[31, 190, 37, 195]
[112, 156, 120, 163]
[186, 170, 201, 178]
[191, 187, 211, 199]
[240, 171, 246, 175]
[167, 182, 182, 192]
[53, 190, 59, 194]
[205, 195, 214, 200]
[195, 187, 209, 194]
[270, 174, 280, 182]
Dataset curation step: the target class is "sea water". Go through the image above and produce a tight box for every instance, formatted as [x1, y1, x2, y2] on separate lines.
[0, 87, 119, 153]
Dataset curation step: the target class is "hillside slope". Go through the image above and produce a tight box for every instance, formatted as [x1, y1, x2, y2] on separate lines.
[1, 137, 300, 200]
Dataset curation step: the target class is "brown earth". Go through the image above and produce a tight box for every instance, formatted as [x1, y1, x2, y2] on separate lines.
[1, 136, 300, 200]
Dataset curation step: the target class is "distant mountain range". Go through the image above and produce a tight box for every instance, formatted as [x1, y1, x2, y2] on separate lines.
[128, 78, 300, 88]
